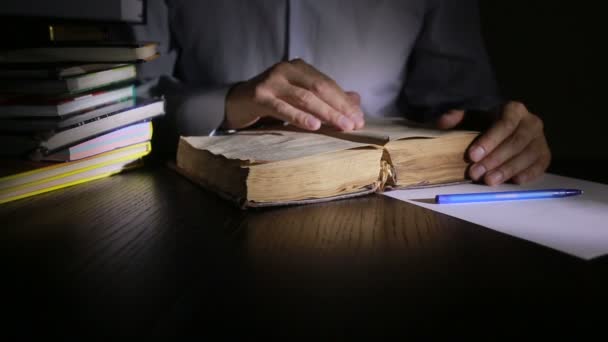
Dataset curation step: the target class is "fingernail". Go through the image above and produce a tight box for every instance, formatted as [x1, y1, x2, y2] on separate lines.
[469, 146, 486, 162]
[487, 170, 504, 185]
[352, 115, 365, 129]
[470, 164, 486, 181]
[305, 116, 321, 130]
[338, 115, 354, 131]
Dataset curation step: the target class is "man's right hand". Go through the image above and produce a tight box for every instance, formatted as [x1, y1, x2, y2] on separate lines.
[223, 58, 365, 131]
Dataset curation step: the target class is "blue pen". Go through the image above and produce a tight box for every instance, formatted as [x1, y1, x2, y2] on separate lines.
[435, 188, 583, 204]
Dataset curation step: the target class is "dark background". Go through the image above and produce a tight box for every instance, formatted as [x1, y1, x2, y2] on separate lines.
[0, 2, 604, 338]
[479, 1, 603, 180]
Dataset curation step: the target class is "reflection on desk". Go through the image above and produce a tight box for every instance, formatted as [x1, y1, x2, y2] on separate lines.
[0, 165, 605, 339]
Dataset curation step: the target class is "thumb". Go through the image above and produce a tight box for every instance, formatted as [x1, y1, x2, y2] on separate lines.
[436, 109, 465, 130]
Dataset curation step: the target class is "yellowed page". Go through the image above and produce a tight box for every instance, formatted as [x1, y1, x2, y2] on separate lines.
[181, 130, 375, 163]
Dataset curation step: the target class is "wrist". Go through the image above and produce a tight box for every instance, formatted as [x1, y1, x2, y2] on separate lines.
[223, 82, 260, 130]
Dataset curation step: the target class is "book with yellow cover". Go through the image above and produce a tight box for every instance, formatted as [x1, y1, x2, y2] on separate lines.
[174, 118, 478, 208]
[0, 141, 151, 204]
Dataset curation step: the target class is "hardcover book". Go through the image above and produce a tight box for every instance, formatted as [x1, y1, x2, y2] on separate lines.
[173, 118, 478, 208]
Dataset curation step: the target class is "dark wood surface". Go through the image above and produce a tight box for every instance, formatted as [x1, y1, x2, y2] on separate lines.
[1, 164, 606, 339]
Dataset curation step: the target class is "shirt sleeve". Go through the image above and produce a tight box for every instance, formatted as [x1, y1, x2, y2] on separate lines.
[399, 0, 504, 123]
[130, 0, 230, 135]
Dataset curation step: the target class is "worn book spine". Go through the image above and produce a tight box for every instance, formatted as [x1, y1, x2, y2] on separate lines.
[168, 160, 380, 209]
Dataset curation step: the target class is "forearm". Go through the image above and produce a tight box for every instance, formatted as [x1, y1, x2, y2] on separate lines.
[400, 0, 503, 123]
[159, 77, 233, 136]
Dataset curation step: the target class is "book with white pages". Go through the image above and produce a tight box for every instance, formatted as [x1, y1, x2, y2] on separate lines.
[39, 121, 152, 162]
[0, 142, 151, 204]
[0, 97, 164, 156]
[0, 84, 134, 118]
[0, 63, 129, 80]
[0, 97, 135, 133]
[0, 64, 136, 95]
[0, 41, 158, 64]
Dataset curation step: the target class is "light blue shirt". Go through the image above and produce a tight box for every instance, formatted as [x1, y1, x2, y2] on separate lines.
[134, 0, 501, 139]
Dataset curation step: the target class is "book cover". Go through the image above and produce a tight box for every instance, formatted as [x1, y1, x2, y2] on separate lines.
[40, 121, 152, 162]
[0, 97, 136, 133]
[0, 63, 128, 79]
[0, 22, 111, 44]
[173, 118, 478, 208]
[0, 1, 144, 24]
[0, 64, 136, 95]
[0, 84, 134, 118]
[0, 141, 151, 204]
[0, 97, 164, 156]
[0, 42, 159, 64]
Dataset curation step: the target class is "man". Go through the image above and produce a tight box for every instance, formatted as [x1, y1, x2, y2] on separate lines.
[136, 0, 550, 186]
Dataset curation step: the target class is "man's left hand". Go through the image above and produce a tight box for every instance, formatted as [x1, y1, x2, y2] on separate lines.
[436, 101, 551, 185]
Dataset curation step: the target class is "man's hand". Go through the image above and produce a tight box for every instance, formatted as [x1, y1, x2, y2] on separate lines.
[437, 101, 551, 185]
[223, 58, 365, 131]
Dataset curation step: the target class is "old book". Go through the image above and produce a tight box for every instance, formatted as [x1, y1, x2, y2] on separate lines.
[174, 118, 478, 208]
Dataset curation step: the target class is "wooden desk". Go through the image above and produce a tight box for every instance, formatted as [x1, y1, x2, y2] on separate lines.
[1, 165, 606, 339]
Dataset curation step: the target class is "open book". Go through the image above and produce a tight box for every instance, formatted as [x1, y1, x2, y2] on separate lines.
[174, 118, 478, 208]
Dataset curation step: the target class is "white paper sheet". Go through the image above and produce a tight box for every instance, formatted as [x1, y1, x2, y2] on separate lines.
[382, 173, 608, 260]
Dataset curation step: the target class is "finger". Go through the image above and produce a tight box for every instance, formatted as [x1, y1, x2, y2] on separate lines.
[345, 91, 365, 129]
[467, 102, 527, 163]
[276, 83, 358, 131]
[512, 152, 551, 184]
[473, 120, 539, 176]
[481, 138, 544, 185]
[345, 91, 361, 107]
[436, 110, 465, 130]
[261, 97, 322, 130]
[286, 59, 363, 120]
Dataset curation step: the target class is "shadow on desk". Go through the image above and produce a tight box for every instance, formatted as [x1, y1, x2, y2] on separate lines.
[0, 165, 606, 339]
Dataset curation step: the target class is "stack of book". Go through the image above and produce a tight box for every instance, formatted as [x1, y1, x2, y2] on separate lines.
[0, 41, 165, 204]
